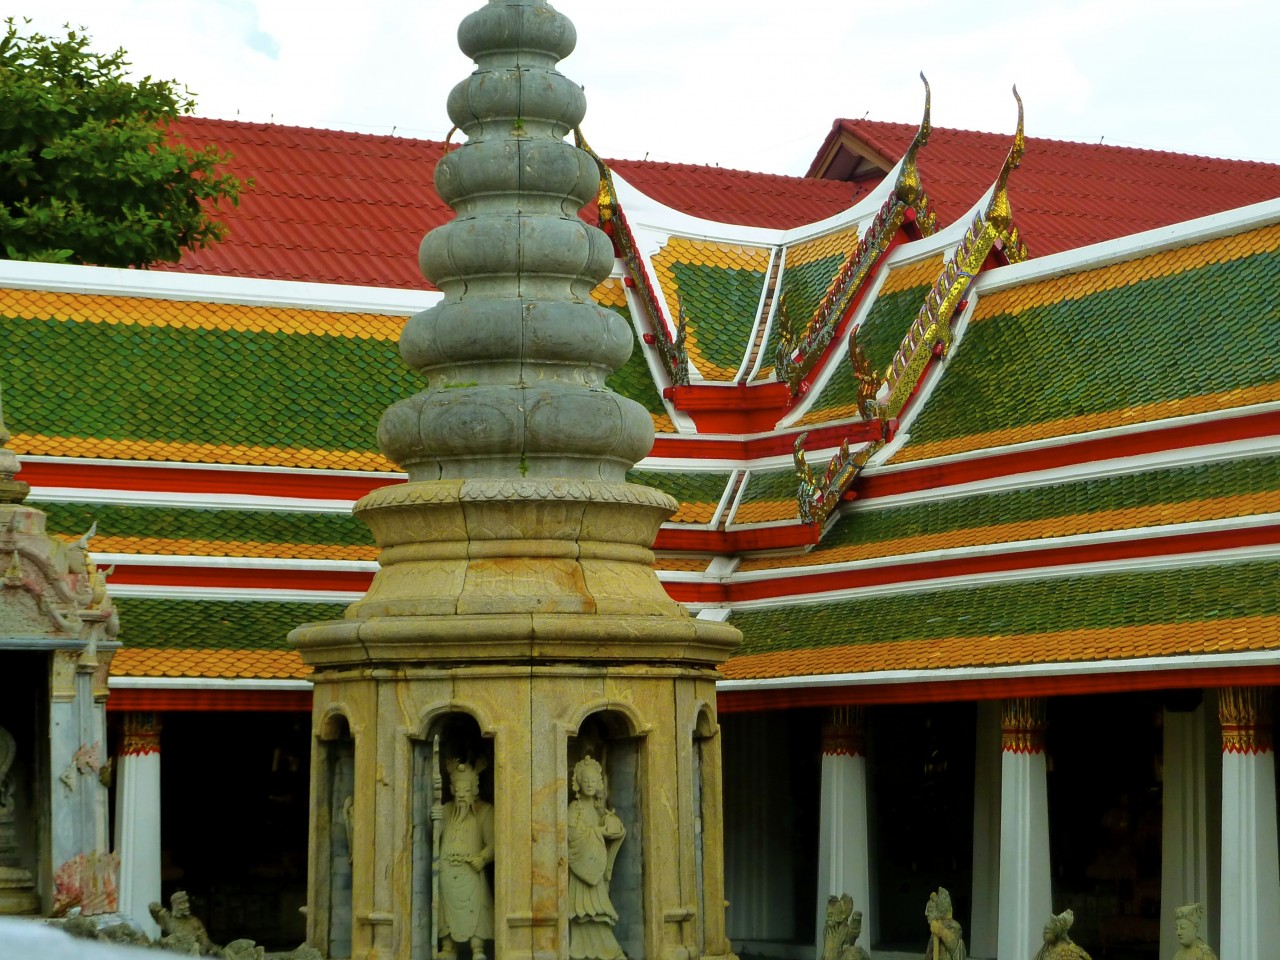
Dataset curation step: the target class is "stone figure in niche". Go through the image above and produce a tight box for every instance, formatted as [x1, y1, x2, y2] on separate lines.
[923, 887, 965, 960]
[822, 893, 870, 960]
[1033, 909, 1091, 960]
[433, 758, 494, 960]
[150, 889, 218, 955]
[1171, 903, 1216, 960]
[567, 754, 626, 960]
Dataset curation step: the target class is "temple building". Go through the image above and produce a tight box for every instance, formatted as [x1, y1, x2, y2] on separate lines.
[1, 36, 1278, 960]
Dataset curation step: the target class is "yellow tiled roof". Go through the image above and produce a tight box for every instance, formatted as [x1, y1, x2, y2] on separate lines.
[720, 615, 1280, 679]
[878, 255, 945, 296]
[112, 648, 311, 680]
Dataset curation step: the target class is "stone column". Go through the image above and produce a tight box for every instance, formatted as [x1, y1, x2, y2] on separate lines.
[996, 698, 1052, 960]
[1160, 699, 1212, 959]
[814, 706, 872, 953]
[114, 713, 162, 938]
[1218, 686, 1280, 958]
[968, 700, 1002, 959]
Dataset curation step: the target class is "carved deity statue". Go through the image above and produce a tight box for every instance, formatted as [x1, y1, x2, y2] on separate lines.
[822, 893, 871, 960]
[433, 758, 494, 960]
[568, 754, 627, 960]
[149, 889, 218, 955]
[924, 887, 965, 960]
[1171, 903, 1216, 960]
[1033, 909, 1091, 960]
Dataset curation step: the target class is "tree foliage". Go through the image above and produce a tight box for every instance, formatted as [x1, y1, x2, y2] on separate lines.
[0, 18, 246, 268]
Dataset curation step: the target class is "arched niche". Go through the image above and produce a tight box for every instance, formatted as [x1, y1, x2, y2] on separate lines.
[409, 710, 495, 960]
[568, 708, 646, 960]
[316, 710, 355, 960]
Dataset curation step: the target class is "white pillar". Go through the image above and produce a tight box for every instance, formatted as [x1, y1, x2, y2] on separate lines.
[814, 706, 873, 955]
[1218, 686, 1280, 959]
[969, 701, 1002, 959]
[114, 713, 162, 938]
[996, 698, 1052, 960]
[1161, 701, 1212, 958]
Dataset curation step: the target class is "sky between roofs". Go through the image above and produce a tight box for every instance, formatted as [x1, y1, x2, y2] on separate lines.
[25, 0, 1280, 176]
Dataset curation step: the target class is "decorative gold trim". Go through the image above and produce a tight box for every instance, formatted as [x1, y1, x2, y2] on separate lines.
[1219, 686, 1273, 754]
[821, 705, 866, 757]
[794, 432, 883, 526]
[1001, 697, 1046, 754]
[776, 75, 936, 394]
[121, 712, 161, 757]
[884, 86, 1028, 419]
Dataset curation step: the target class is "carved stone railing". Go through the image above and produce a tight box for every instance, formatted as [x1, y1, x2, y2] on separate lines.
[883, 86, 1029, 419]
[775, 75, 938, 395]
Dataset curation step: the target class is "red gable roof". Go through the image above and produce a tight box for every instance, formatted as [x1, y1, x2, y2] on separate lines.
[159, 118, 864, 290]
[809, 119, 1280, 256]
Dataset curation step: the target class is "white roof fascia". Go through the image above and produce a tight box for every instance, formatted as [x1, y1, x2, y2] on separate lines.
[724, 541, 1279, 611]
[27, 487, 360, 513]
[972, 195, 1280, 296]
[727, 513, 1280, 585]
[715, 648, 1280, 693]
[873, 400, 1280, 475]
[109, 677, 312, 690]
[17, 453, 403, 479]
[96, 553, 377, 574]
[107, 583, 364, 603]
[855, 433, 1280, 512]
[0, 258, 440, 316]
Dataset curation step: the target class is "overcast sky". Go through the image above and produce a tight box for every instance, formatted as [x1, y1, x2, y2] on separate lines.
[20, 0, 1280, 176]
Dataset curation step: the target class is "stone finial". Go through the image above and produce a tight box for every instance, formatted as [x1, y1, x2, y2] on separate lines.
[379, 0, 652, 483]
[0, 385, 30, 505]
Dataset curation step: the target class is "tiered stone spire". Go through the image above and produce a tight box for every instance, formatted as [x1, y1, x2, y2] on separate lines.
[292, 5, 739, 958]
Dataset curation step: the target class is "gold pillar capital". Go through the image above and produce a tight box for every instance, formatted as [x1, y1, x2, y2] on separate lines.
[1219, 686, 1273, 755]
[1001, 697, 1047, 754]
[822, 705, 866, 757]
[120, 712, 161, 757]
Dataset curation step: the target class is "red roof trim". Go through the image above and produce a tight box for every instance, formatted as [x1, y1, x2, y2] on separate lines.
[106, 688, 311, 712]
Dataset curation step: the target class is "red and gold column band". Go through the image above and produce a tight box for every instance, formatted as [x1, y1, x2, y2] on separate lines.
[822, 705, 866, 757]
[1219, 686, 1273, 755]
[121, 712, 161, 757]
[1001, 697, 1047, 754]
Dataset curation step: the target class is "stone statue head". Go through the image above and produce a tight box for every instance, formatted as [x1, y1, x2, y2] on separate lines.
[1174, 903, 1203, 947]
[1042, 909, 1074, 943]
[171, 890, 191, 918]
[572, 754, 605, 799]
[447, 757, 485, 807]
[925, 887, 954, 922]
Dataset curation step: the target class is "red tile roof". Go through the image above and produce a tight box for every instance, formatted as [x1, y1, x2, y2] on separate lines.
[809, 119, 1280, 256]
[159, 118, 865, 290]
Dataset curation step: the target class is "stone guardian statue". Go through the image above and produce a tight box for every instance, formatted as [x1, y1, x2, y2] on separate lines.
[568, 754, 626, 960]
[822, 893, 870, 960]
[924, 887, 965, 960]
[432, 758, 494, 960]
[1033, 909, 1091, 959]
[1171, 903, 1216, 960]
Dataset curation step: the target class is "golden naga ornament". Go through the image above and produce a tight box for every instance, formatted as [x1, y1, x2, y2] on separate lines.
[775, 74, 936, 394]
[884, 86, 1029, 420]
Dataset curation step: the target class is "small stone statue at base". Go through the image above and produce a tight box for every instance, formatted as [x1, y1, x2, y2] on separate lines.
[150, 890, 218, 955]
[923, 887, 965, 960]
[1033, 910, 1091, 960]
[822, 893, 870, 960]
[433, 758, 495, 960]
[1171, 903, 1216, 960]
[568, 754, 626, 960]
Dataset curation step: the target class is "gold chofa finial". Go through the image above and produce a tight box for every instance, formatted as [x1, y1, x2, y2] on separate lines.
[987, 85, 1025, 233]
[894, 73, 932, 207]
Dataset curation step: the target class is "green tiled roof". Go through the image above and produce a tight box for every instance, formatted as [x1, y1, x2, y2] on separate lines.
[759, 253, 845, 374]
[858, 283, 933, 378]
[729, 559, 1280, 656]
[2, 314, 419, 451]
[903, 247, 1280, 447]
[828, 453, 1280, 550]
[42, 501, 372, 550]
[672, 262, 766, 374]
[116, 598, 347, 650]
[603, 299, 667, 416]
[626, 469, 732, 509]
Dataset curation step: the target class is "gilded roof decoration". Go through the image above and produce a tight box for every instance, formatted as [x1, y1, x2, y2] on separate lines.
[884, 87, 1028, 420]
[579, 130, 690, 386]
[794, 432, 879, 526]
[775, 76, 937, 394]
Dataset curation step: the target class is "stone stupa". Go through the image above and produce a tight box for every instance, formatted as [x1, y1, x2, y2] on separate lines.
[290, 2, 741, 959]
